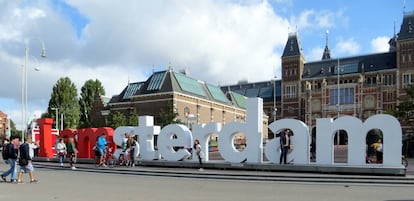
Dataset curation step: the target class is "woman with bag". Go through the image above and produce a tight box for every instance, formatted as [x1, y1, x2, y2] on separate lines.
[67, 137, 78, 170]
[56, 138, 67, 166]
[126, 135, 137, 167]
[193, 139, 203, 171]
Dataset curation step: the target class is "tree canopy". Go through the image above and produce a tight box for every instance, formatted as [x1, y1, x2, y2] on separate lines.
[79, 79, 105, 128]
[47, 77, 80, 129]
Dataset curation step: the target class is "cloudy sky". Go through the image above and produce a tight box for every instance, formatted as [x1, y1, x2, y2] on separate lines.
[0, 0, 411, 129]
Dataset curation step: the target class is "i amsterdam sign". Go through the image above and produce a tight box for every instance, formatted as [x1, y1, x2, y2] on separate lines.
[113, 98, 403, 168]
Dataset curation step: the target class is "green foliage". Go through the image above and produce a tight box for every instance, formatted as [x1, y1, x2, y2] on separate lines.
[47, 77, 80, 129]
[158, 101, 180, 127]
[79, 79, 105, 128]
[127, 108, 139, 126]
[109, 111, 127, 129]
[8, 119, 22, 139]
[396, 85, 414, 121]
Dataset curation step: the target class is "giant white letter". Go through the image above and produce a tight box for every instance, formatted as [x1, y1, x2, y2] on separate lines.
[265, 119, 309, 164]
[191, 123, 221, 162]
[136, 116, 160, 160]
[218, 98, 263, 163]
[157, 124, 192, 161]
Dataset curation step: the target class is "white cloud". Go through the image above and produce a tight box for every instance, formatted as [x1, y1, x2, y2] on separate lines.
[0, 0, 292, 129]
[290, 8, 347, 32]
[371, 36, 389, 53]
[307, 47, 324, 62]
[290, 9, 314, 31]
[334, 37, 361, 56]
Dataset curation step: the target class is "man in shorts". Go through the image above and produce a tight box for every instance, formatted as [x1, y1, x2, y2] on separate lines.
[17, 137, 39, 184]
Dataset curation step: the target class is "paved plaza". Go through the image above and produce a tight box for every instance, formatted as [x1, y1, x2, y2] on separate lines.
[0, 161, 414, 201]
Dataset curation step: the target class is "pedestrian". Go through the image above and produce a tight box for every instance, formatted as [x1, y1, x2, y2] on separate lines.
[126, 135, 137, 167]
[97, 133, 108, 167]
[56, 138, 67, 166]
[310, 135, 316, 160]
[279, 129, 290, 164]
[375, 139, 383, 163]
[119, 133, 129, 165]
[67, 137, 78, 170]
[193, 139, 203, 171]
[1, 137, 19, 183]
[17, 137, 39, 184]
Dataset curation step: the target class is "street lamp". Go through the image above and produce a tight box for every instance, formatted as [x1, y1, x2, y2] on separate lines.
[51, 108, 59, 130]
[22, 39, 46, 142]
[306, 81, 312, 130]
[101, 110, 110, 126]
[272, 76, 277, 121]
[336, 59, 341, 147]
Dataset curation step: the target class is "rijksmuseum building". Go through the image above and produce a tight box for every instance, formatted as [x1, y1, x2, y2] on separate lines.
[93, 12, 414, 148]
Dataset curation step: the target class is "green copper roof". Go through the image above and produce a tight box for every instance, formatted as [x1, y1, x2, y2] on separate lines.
[231, 92, 246, 109]
[206, 83, 229, 103]
[174, 72, 207, 97]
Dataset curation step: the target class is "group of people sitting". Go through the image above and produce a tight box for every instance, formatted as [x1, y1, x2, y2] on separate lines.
[93, 133, 137, 167]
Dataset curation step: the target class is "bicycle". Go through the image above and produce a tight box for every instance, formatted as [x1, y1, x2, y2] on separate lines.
[365, 155, 408, 167]
[117, 148, 131, 166]
[105, 147, 117, 168]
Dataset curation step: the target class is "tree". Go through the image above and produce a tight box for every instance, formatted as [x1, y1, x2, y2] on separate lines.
[47, 77, 80, 129]
[393, 85, 414, 122]
[79, 79, 105, 128]
[109, 111, 127, 129]
[127, 108, 139, 126]
[158, 101, 180, 127]
[9, 119, 22, 139]
[394, 85, 414, 157]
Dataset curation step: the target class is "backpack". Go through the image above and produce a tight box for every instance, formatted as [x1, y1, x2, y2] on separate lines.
[2, 143, 9, 160]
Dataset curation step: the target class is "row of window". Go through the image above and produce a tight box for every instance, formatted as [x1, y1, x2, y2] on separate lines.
[302, 74, 396, 90]
[330, 88, 355, 105]
[403, 73, 414, 88]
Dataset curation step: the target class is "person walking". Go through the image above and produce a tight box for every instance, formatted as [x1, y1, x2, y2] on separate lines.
[17, 137, 38, 184]
[1, 137, 19, 183]
[193, 139, 203, 171]
[126, 135, 137, 167]
[279, 129, 290, 164]
[56, 138, 67, 166]
[66, 137, 78, 170]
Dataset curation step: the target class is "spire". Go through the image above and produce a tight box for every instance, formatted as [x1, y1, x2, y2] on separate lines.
[282, 32, 302, 57]
[321, 30, 331, 60]
[389, 21, 397, 52]
[398, 11, 414, 40]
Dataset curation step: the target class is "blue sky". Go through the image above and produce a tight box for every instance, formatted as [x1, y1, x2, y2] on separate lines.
[0, 0, 412, 130]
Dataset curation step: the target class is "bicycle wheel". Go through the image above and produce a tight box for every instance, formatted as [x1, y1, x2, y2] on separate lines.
[106, 158, 115, 168]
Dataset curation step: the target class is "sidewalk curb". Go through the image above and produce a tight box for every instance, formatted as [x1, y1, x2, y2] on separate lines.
[33, 157, 407, 176]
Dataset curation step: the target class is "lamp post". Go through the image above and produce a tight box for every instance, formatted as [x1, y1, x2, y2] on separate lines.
[51, 108, 59, 130]
[336, 59, 341, 147]
[306, 81, 312, 131]
[272, 76, 277, 121]
[22, 39, 46, 142]
[101, 110, 110, 127]
[60, 112, 64, 131]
